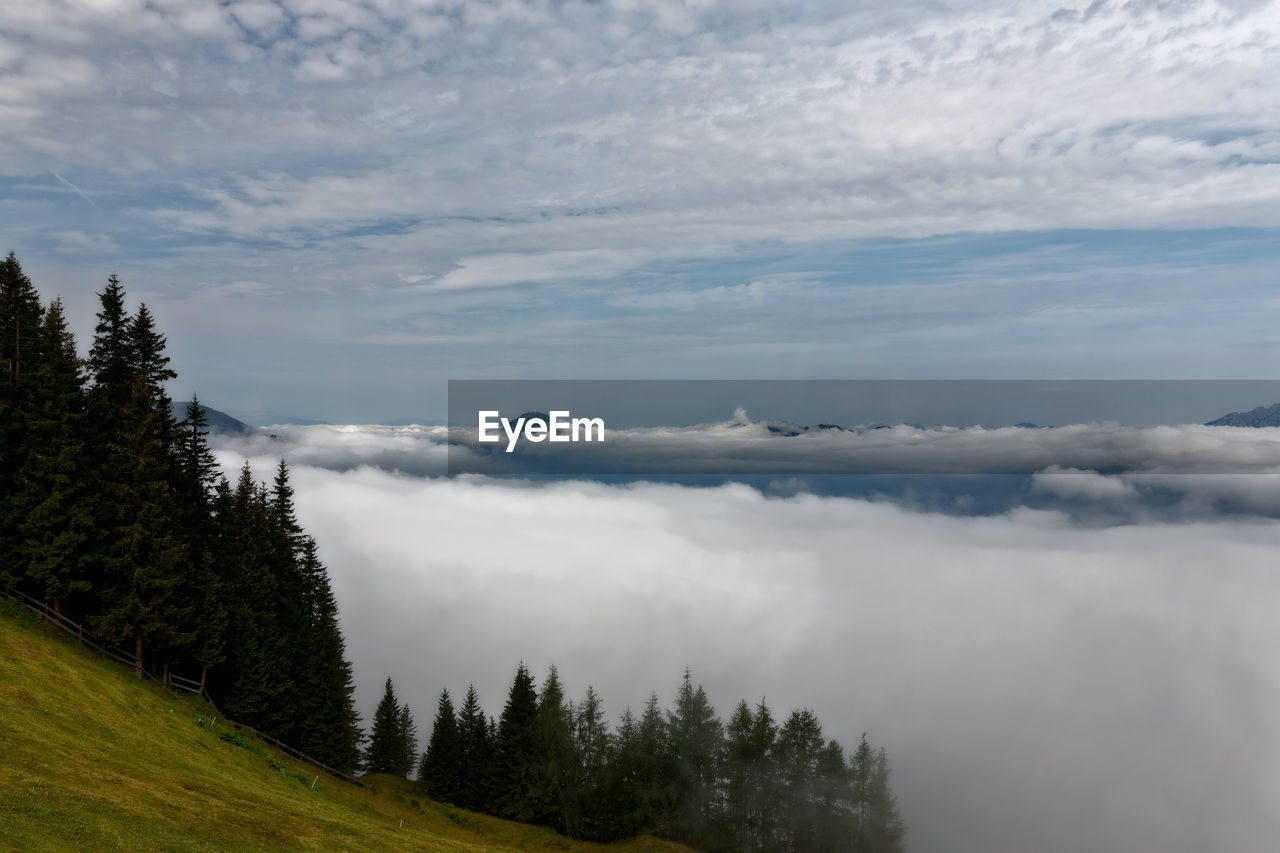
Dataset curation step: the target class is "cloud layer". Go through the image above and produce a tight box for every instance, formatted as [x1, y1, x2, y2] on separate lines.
[211, 431, 1280, 853]
[5, 2, 1279, 421]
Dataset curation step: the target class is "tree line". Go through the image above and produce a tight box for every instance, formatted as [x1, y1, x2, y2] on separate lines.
[367, 666, 906, 852]
[2, 253, 907, 849]
[0, 254, 361, 774]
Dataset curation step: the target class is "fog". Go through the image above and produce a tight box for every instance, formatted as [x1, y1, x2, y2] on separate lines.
[212, 425, 1280, 853]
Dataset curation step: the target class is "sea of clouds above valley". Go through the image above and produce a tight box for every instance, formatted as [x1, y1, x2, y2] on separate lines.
[211, 421, 1280, 853]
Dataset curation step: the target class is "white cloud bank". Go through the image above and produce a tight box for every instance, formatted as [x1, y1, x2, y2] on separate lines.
[213, 425, 1280, 853]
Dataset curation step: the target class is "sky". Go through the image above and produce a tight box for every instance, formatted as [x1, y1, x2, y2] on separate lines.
[7, 2, 1280, 851]
[3, 0, 1280, 422]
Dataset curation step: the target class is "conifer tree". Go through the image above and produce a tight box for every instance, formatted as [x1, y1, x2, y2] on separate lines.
[573, 686, 611, 840]
[366, 677, 406, 775]
[774, 708, 826, 849]
[93, 372, 194, 676]
[724, 699, 757, 848]
[455, 684, 492, 810]
[16, 300, 93, 613]
[398, 703, 418, 778]
[667, 670, 723, 847]
[86, 274, 133, 434]
[421, 688, 463, 801]
[292, 536, 361, 774]
[533, 665, 577, 833]
[0, 252, 44, 579]
[850, 735, 906, 853]
[489, 663, 541, 821]
[215, 465, 292, 733]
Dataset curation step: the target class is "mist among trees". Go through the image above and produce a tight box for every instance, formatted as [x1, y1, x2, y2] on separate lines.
[1, 253, 905, 850]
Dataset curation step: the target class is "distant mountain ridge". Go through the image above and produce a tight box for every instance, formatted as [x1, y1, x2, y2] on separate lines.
[1206, 403, 1280, 427]
[171, 401, 253, 434]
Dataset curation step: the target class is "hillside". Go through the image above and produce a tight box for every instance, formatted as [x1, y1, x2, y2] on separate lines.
[0, 600, 686, 853]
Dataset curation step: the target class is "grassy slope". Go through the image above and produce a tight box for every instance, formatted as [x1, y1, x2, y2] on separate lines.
[0, 601, 686, 853]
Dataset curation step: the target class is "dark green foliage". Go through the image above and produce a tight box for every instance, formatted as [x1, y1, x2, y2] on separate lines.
[292, 537, 362, 775]
[421, 689, 462, 801]
[1, 255, 363, 784]
[398, 704, 419, 779]
[532, 666, 576, 833]
[666, 670, 724, 847]
[3, 253, 906, 849]
[572, 686, 610, 840]
[0, 252, 44, 581]
[488, 663, 541, 822]
[366, 678, 415, 777]
[417, 669, 906, 853]
[16, 301, 93, 610]
[454, 684, 492, 810]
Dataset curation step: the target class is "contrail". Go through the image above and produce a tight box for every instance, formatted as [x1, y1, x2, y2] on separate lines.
[53, 172, 97, 207]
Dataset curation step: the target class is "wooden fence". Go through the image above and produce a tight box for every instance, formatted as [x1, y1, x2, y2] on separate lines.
[0, 586, 365, 787]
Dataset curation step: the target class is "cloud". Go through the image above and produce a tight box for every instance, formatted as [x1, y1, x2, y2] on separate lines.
[4, 1, 1279, 256]
[50, 229, 118, 254]
[207, 437, 1280, 853]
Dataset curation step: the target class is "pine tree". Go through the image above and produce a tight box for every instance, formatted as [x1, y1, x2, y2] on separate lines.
[747, 699, 780, 849]
[215, 465, 292, 733]
[173, 397, 226, 687]
[489, 663, 541, 821]
[17, 300, 94, 612]
[292, 537, 361, 774]
[455, 684, 492, 810]
[92, 372, 194, 676]
[0, 252, 43, 386]
[366, 677, 406, 776]
[724, 699, 757, 849]
[398, 703, 418, 779]
[421, 688, 463, 801]
[667, 670, 723, 848]
[533, 665, 577, 833]
[605, 692, 674, 840]
[774, 708, 825, 850]
[815, 738, 853, 851]
[0, 252, 45, 582]
[850, 735, 906, 853]
[573, 686, 611, 840]
[87, 275, 131, 412]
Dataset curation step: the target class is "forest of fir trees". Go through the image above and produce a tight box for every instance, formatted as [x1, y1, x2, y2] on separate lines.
[366, 664, 906, 852]
[0, 253, 362, 773]
[1, 253, 906, 851]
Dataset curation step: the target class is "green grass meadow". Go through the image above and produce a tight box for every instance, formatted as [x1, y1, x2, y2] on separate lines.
[0, 600, 686, 853]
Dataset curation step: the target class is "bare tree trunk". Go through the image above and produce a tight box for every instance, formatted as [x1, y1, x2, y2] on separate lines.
[135, 635, 143, 679]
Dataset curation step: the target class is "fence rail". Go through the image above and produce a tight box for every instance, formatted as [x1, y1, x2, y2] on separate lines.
[0, 586, 365, 787]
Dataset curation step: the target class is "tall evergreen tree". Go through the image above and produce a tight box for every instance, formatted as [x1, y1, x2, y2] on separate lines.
[533, 665, 577, 833]
[667, 670, 724, 848]
[774, 708, 826, 850]
[17, 300, 93, 613]
[455, 684, 492, 810]
[292, 536, 362, 774]
[850, 736, 906, 853]
[169, 398, 226, 685]
[421, 688, 463, 801]
[489, 663, 541, 821]
[215, 465, 292, 733]
[0, 252, 44, 579]
[86, 274, 132, 434]
[398, 703, 418, 779]
[366, 677, 405, 775]
[573, 686, 611, 840]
